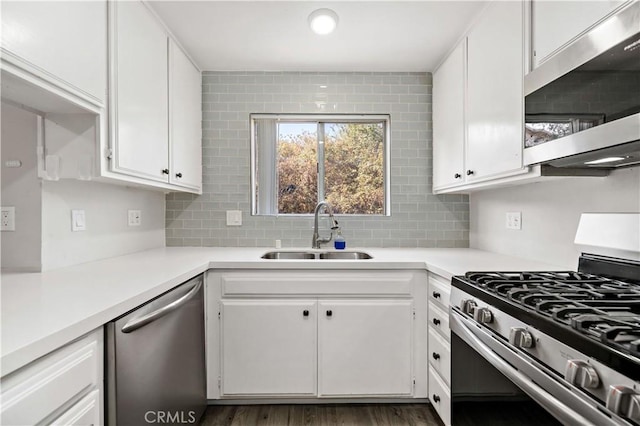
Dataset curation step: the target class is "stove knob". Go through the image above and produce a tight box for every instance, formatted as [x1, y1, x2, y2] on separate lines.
[606, 385, 640, 422]
[508, 327, 535, 348]
[473, 307, 493, 324]
[564, 360, 600, 389]
[460, 299, 477, 316]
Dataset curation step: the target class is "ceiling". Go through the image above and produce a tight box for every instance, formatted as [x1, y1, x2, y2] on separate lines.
[148, 1, 487, 72]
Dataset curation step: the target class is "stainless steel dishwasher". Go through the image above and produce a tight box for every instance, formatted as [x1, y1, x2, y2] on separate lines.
[106, 274, 206, 426]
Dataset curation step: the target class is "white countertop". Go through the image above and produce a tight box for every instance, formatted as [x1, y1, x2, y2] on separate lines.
[1, 246, 562, 376]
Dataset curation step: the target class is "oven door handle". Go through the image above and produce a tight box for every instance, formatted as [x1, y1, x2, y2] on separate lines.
[450, 311, 604, 426]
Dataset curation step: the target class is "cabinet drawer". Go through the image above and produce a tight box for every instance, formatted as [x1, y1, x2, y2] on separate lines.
[428, 301, 450, 341]
[429, 365, 451, 426]
[0, 332, 100, 426]
[49, 389, 100, 426]
[428, 274, 451, 310]
[428, 329, 451, 386]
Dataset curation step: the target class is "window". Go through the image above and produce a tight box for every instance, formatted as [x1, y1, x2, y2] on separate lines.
[251, 114, 390, 216]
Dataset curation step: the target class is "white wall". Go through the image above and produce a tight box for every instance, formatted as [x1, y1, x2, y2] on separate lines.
[1, 102, 166, 271]
[469, 168, 640, 269]
[1, 103, 42, 271]
[41, 180, 166, 270]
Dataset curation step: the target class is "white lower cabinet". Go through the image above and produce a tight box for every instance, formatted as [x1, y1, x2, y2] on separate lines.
[221, 300, 317, 396]
[318, 300, 413, 397]
[0, 329, 103, 426]
[428, 365, 452, 426]
[428, 272, 452, 426]
[50, 389, 101, 426]
[208, 270, 427, 400]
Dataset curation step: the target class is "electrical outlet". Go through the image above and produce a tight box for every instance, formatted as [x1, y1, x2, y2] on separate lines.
[128, 210, 142, 226]
[71, 210, 86, 231]
[1, 206, 15, 231]
[506, 212, 522, 230]
[226, 210, 242, 226]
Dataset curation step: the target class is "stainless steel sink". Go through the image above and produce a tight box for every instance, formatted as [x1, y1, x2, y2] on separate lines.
[319, 251, 372, 260]
[260, 251, 372, 260]
[261, 251, 316, 260]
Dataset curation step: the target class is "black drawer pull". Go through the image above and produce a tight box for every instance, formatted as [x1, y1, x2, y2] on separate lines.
[432, 318, 441, 326]
[454, 173, 461, 179]
[433, 291, 441, 299]
[433, 394, 440, 403]
[466, 169, 474, 176]
[162, 168, 169, 175]
[432, 352, 440, 360]
[326, 310, 332, 317]
[303, 310, 309, 317]
[175, 172, 183, 178]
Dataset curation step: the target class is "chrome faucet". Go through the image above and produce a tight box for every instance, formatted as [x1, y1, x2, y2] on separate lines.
[312, 201, 339, 249]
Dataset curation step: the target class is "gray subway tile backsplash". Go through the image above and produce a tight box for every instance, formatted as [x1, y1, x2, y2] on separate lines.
[166, 71, 469, 248]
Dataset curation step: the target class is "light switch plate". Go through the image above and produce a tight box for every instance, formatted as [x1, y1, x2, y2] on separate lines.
[226, 210, 242, 226]
[71, 209, 86, 231]
[506, 212, 522, 230]
[128, 210, 142, 226]
[1, 206, 15, 231]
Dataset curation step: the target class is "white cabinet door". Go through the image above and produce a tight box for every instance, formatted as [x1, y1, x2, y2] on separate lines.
[0, 331, 102, 426]
[532, 0, 626, 68]
[169, 39, 202, 191]
[466, 1, 523, 181]
[1, 1, 107, 105]
[49, 390, 101, 426]
[433, 40, 466, 190]
[110, 1, 169, 182]
[318, 300, 413, 396]
[221, 300, 317, 396]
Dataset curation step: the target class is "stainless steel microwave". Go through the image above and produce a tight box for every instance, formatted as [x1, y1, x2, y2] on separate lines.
[524, 1, 640, 170]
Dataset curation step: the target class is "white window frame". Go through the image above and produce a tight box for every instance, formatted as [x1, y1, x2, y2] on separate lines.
[250, 113, 391, 216]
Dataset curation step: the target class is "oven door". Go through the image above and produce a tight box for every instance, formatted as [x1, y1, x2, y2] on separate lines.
[450, 308, 624, 426]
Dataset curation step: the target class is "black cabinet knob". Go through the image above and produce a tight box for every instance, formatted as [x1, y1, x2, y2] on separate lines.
[303, 310, 309, 317]
[326, 310, 333, 317]
[162, 168, 170, 175]
[432, 318, 441, 326]
[466, 169, 474, 176]
[433, 394, 440, 403]
[432, 352, 440, 360]
[433, 291, 441, 299]
[175, 172, 183, 178]
[454, 173, 461, 179]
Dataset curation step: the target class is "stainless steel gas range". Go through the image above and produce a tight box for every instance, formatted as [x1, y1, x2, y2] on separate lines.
[450, 253, 640, 425]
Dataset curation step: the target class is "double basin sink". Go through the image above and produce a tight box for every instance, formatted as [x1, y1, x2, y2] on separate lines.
[261, 251, 372, 260]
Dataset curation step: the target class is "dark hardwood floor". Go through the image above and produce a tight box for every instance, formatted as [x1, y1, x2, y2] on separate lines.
[199, 404, 443, 426]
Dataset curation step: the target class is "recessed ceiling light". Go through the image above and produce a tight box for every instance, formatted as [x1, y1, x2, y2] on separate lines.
[584, 156, 627, 165]
[309, 8, 338, 35]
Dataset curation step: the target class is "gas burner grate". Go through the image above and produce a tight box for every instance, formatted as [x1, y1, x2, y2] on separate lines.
[570, 315, 640, 357]
[463, 270, 640, 357]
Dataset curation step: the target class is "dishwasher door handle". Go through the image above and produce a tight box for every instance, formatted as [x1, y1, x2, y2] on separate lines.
[121, 279, 203, 333]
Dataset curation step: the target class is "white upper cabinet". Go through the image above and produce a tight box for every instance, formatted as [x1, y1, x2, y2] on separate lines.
[169, 39, 203, 191]
[465, 0, 523, 181]
[0, 0, 107, 106]
[433, 1, 530, 194]
[432, 40, 465, 189]
[531, 0, 627, 68]
[110, 1, 169, 183]
[108, 1, 203, 193]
